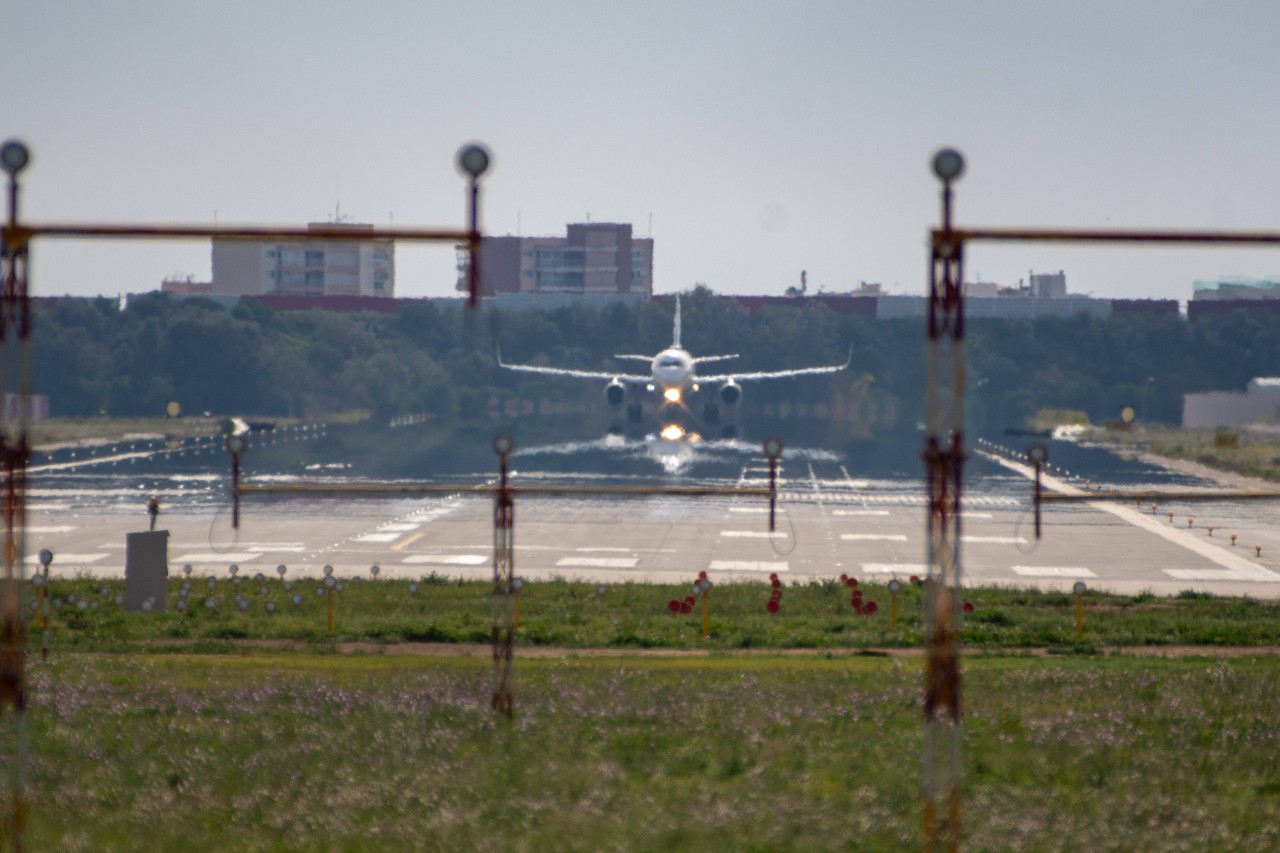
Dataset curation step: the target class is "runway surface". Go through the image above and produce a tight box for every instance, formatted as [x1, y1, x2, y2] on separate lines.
[19, 433, 1280, 597]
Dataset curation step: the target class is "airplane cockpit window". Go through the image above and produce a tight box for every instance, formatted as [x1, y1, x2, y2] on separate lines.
[658, 357, 683, 368]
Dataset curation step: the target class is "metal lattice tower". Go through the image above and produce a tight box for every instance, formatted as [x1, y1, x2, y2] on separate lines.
[491, 436, 516, 719]
[1, 138, 33, 853]
[923, 148, 966, 853]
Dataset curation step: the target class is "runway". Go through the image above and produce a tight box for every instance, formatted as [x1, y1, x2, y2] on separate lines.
[20, 438, 1280, 597]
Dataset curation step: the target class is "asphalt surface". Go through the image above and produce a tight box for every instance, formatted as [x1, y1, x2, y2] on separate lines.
[21, 441, 1280, 597]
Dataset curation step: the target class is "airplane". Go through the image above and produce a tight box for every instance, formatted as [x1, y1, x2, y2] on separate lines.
[498, 296, 850, 440]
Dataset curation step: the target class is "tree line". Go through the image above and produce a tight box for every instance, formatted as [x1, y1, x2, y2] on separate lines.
[30, 288, 1280, 438]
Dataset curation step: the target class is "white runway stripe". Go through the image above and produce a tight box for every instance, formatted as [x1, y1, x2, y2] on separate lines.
[962, 536, 1026, 544]
[861, 563, 928, 575]
[354, 533, 401, 543]
[708, 560, 788, 572]
[832, 510, 890, 517]
[556, 557, 638, 568]
[402, 554, 488, 565]
[173, 552, 258, 563]
[720, 530, 788, 538]
[26, 552, 107, 564]
[1011, 566, 1095, 578]
[841, 534, 907, 542]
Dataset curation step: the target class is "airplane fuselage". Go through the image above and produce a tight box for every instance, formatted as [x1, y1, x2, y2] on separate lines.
[650, 347, 695, 392]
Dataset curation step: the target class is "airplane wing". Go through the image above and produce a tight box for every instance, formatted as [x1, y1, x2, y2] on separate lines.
[698, 348, 851, 383]
[498, 356, 649, 383]
[612, 354, 652, 362]
[692, 354, 739, 365]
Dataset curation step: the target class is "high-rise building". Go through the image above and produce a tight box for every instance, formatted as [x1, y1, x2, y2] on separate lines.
[209, 223, 394, 297]
[457, 222, 653, 298]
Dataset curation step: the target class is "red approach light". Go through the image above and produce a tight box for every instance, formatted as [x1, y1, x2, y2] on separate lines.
[963, 601, 975, 613]
[852, 589, 862, 602]
[680, 601, 693, 614]
[864, 601, 877, 614]
[769, 573, 778, 582]
[910, 575, 920, 585]
[839, 573, 848, 583]
[846, 577, 858, 588]
[667, 599, 680, 613]
[685, 595, 696, 606]
[770, 590, 782, 601]
[698, 571, 708, 581]
[766, 599, 780, 614]
[771, 578, 782, 589]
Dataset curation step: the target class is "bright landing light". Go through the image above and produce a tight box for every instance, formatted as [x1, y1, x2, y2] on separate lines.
[663, 388, 682, 403]
[660, 424, 686, 441]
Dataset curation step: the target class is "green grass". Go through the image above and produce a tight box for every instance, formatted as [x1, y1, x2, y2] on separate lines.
[25, 576, 1280, 654]
[11, 652, 1280, 851]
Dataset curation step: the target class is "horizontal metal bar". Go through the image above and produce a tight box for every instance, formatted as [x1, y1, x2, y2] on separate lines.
[5, 223, 473, 242]
[1041, 489, 1280, 504]
[236, 482, 773, 498]
[935, 226, 1280, 247]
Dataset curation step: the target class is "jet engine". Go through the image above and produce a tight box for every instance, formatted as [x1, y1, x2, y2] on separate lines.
[605, 379, 626, 406]
[719, 380, 741, 406]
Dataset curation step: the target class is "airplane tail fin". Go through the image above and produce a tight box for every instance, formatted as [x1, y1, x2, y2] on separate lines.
[673, 295, 682, 348]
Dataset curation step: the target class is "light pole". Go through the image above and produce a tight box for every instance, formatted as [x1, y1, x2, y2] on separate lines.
[1142, 376, 1155, 424]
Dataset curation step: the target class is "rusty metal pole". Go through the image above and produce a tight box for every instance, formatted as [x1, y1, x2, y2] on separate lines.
[491, 435, 516, 719]
[0, 137, 33, 853]
[923, 148, 966, 853]
[1027, 444, 1048, 540]
[456, 145, 491, 309]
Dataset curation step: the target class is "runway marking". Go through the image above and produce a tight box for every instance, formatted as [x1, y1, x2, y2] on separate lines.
[841, 534, 907, 542]
[1164, 567, 1279, 582]
[728, 507, 769, 513]
[833, 510, 890, 517]
[556, 557, 638, 569]
[25, 552, 106, 564]
[379, 523, 421, 532]
[391, 532, 427, 552]
[577, 547, 633, 552]
[174, 552, 259, 563]
[1012, 566, 1096, 578]
[246, 544, 305, 552]
[708, 560, 789, 572]
[27, 504, 70, 511]
[25, 525, 76, 533]
[961, 512, 994, 519]
[354, 533, 401, 543]
[861, 563, 928, 575]
[720, 530, 789, 538]
[962, 536, 1026, 544]
[981, 450, 1280, 582]
[402, 554, 488, 565]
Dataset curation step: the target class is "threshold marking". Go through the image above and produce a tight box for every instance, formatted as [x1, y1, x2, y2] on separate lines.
[962, 536, 1026, 545]
[402, 554, 488, 566]
[1011, 566, 1096, 578]
[1164, 567, 1278, 582]
[354, 533, 401, 543]
[728, 507, 770, 514]
[721, 530, 788, 539]
[861, 563, 928, 575]
[708, 560, 789, 572]
[379, 523, 421, 532]
[246, 543, 305, 552]
[26, 525, 76, 534]
[841, 534, 907, 542]
[25, 552, 106, 564]
[832, 510, 890, 517]
[173, 552, 258, 563]
[556, 557, 638, 569]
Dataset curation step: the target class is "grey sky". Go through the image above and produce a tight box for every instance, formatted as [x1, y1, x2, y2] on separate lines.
[8, 1, 1280, 301]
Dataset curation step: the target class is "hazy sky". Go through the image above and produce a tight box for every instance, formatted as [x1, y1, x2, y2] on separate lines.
[8, 1, 1280, 301]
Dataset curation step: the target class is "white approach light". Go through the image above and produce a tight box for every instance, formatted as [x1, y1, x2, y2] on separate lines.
[660, 424, 685, 441]
[663, 388, 682, 404]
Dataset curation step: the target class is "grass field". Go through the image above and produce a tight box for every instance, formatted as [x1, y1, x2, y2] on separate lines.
[26, 575, 1280, 653]
[8, 579, 1280, 850]
[9, 652, 1280, 852]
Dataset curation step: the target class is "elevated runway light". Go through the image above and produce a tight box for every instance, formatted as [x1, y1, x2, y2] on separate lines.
[457, 143, 492, 179]
[0, 139, 31, 175]
[1073, 581, 1087, 639]
[931, 148, 965, 183]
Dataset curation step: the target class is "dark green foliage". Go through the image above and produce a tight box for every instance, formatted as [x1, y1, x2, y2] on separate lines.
[28, 294, 1280, 434]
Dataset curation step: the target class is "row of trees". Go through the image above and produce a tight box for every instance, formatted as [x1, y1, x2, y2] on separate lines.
[31, 289, 1280, 439]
